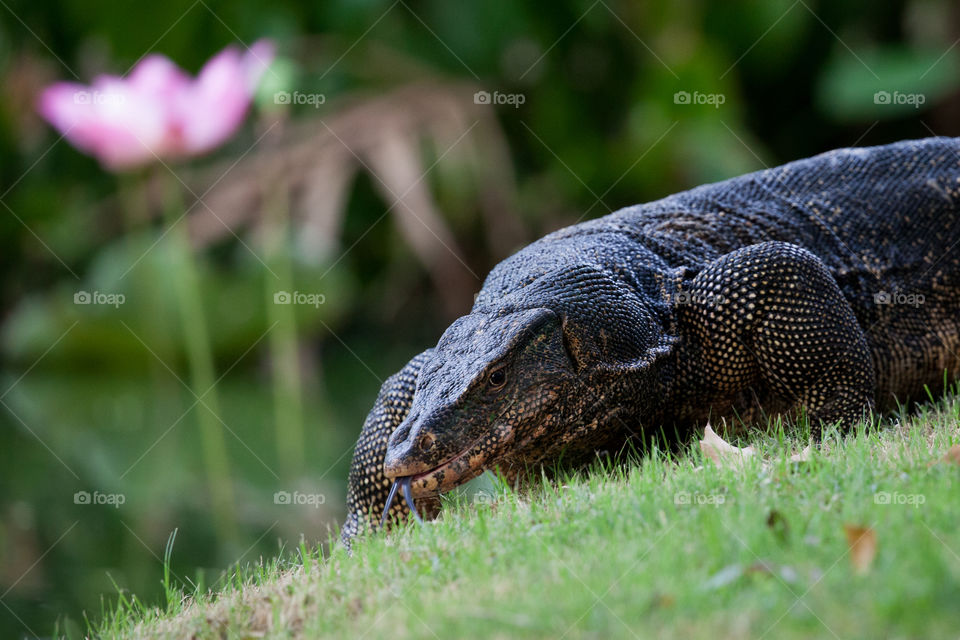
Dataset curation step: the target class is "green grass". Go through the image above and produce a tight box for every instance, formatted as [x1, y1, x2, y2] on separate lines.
[93, 403, 960, 639]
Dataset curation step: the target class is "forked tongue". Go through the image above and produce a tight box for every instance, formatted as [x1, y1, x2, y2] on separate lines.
[401, 477, 423, 523]
[379, 480, 400, 528]
[379, 477, 423, 528]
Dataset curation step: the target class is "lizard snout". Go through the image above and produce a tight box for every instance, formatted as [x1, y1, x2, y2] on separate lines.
[384, 417, 443, 478]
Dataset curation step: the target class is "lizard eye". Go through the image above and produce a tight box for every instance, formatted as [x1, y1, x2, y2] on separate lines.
[418, 433, 436, 452]
[488, 367, 507, 390]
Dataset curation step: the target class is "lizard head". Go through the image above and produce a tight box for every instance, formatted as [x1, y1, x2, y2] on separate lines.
[383, 307, 577, 498]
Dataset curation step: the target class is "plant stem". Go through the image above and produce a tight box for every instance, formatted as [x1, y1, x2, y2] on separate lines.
[161, 175, 236, 547]
[119, 173, 178, 397]
[264, 182, 304, 478]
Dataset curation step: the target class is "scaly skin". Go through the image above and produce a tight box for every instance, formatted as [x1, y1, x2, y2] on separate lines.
[341, 137, 960, 548]
[341, 351, 440, 547]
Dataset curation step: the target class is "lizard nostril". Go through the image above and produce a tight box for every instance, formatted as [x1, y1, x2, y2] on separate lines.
[418, 433, 436, 452]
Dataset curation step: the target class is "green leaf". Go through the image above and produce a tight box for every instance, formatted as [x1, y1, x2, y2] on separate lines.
[816, 46, 960, 121]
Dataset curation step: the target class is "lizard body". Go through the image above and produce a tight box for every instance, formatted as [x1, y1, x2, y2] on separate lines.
[341, 137, 960, 546]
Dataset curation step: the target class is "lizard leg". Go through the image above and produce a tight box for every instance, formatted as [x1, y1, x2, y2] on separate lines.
[678, 241, 875, 435]
[341, 349, 438, 548]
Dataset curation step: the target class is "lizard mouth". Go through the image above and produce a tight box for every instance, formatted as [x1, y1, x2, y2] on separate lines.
[406, 432, 492, 495]
[410, 436, 489, 490]
[380, 431, 510, 527]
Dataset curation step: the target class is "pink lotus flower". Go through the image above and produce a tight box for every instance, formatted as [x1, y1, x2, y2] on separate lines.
[39, 40, 274, 170]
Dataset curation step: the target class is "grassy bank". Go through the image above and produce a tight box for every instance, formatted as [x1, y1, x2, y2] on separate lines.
[95, 402, 960, 639]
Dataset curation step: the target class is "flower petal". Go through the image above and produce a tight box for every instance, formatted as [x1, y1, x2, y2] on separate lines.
[128, 54, 191, 99]
[39, 80, 167, 169]
[242, 39, 276, 89]
[173, 46, 253, 155]
[38, 41, 273, 168]
[38, 82, 95, 135]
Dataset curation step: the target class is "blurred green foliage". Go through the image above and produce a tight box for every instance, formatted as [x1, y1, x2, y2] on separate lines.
[1, 0, 959, 636]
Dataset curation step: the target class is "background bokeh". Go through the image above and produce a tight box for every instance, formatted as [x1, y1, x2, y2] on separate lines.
[1, 0, 959, 636]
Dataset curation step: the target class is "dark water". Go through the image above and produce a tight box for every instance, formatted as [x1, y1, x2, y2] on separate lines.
[0, 365, 375, 638]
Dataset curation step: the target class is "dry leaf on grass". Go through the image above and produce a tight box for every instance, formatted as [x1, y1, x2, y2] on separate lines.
[700, 423, 758, 469]
[788, 444, 813, 463]
[766, 510, 790, 546]
[935, 444, 960, 466]
[843, 524, 877, 575]
[699, 423, 812, 471]
[647, 592, 675, 610]
[702, 561, 800, 590]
